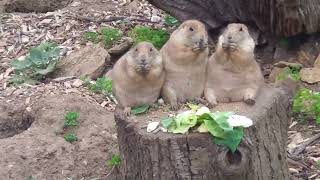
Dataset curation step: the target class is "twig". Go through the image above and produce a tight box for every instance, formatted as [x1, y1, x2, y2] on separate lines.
[291, 133, 320, 155]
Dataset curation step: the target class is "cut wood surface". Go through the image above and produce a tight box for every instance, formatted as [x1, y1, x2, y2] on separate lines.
[114, 84, 294, 180]
[147, 0, 320, 37]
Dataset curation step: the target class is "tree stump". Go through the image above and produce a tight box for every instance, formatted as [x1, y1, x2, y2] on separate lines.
[146, 0, 320, 37]
[114, 85, 293, 180]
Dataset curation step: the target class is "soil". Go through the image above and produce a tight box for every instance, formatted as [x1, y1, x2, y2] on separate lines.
[0, 0, 319, 179]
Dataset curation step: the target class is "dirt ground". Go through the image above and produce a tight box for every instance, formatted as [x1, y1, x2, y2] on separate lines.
[0, 0, 319, 179]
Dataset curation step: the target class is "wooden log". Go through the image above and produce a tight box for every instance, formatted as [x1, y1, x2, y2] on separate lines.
[114, 84, 294, 180]
[146, 0, 320, 37]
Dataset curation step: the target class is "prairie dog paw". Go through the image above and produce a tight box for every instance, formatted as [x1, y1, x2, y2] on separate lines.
[244, 89, 256, 105]
[124, 107, 131, 116]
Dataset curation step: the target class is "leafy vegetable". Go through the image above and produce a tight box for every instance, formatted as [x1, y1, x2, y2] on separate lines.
[131, 104, 150, 115]
[128, 26, 170, 49]
[161, 106, 253, 152]
[10, 42, 60, 85]
[164, 15, 179, 26]
[84, 31, 99, 43]
[64, 112, 79, 127]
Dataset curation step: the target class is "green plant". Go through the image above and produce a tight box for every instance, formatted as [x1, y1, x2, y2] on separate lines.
[64, 112, 79, 127]
[10, 42, 60, 85]
[131, 104, 150, 115]
[276, 65, 302, 81]
[106, 154, 121, 169]
[128, 26, 170, 49]
[100, 28, 122, 48]
[83, 28, 122, 48]
[293, 88, 320, 124]
[26, 176, 35, 180]
[64, 133, 78, 142]
[164, 15, 179, 26]
[84, 31, 99, 43]
[90, 77, 113, 95]
[316, 160, 320, 169]
[161, 105, 252, 152]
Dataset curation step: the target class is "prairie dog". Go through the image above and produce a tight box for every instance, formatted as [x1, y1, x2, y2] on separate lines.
[161, 20, 209, 109]
[204, 23, 264, 106]
[112, 42, 165, 115]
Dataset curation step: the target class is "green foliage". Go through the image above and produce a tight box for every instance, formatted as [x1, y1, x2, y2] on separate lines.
[106, 154, 121, 169]
[64, 112, 79, 127]
[276, 65, 302, 81]
[64, 133, 78, 142]
[84, 32, 99, 43]
[100, 28, 122, 48]
[161, 106, 246, 153]
[316, 160, 320, 169]
[83, 28, 122, 48]
[81, 76, 113, 95]
[26, 176, 35, 180]
[128, 26, 170, 49]
[164, 15, 179, 26]
[293, 88, 320, 124]
[131, 104, 150, 115]
[10, 42, 60, 85]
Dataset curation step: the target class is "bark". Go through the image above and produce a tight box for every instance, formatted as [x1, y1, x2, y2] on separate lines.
[114, 84, 295, 180]
[146, 0, 320, 37]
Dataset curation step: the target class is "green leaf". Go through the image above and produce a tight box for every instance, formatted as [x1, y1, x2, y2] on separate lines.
[209, 112, 234, 131]
[172, 111, 197, 134]
[204, 119, 225, 138]
[164, 15, 179, 26]
[214, 127, 244, 153]
[131, 104, 150, 115]
[35, 60, 57, 75]
[106, 154, 121, 169]
[187, 103, 199, 111]
[64, 133, 77, 142]
[197, 123, 208, 133]
[161, 116, 174, 129]
[64, 112, 79, 127]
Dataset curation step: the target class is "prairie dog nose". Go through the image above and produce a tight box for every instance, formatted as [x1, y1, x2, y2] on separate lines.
[228, 36, 232, 40]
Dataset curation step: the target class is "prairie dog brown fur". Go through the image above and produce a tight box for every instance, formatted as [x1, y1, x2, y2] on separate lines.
[112, 42, 165, 114]
[204, 23, 264, 106]
[161, 20, 209, 109]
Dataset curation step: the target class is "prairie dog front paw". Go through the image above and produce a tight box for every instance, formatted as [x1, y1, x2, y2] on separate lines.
[243, 88, 256, 105]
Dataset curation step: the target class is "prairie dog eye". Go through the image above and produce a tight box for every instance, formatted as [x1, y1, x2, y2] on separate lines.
[239, 27, 243, 32]
[149, 48, 153, 52]
[189, 27, 194, 31]
[135, 48, 138, 52]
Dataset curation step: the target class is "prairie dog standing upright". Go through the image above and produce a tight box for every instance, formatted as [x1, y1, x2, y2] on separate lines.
[111, 42, 165, 115]
[204, 23, 264, 106]
[161, 20, 209, 109]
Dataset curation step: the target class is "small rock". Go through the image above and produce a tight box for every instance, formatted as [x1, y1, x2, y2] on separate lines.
[71, 1, 81, 7]
[314, 54, 320, 68]
[151, 15, 161, 23]
[289, 168, 299, 174]
[147, 121, 160, 133]
[21, 35, 29, 43]
[108, 37, 133, 56]
[300, 68, 320, 84]
[64, 81, 72, 88]
[158, 98, 164, 105]
[72, 79, 83, 88]
[52, 45, 110, 79]
[40, 19, 53, 25]
[274, 61, 303, 68]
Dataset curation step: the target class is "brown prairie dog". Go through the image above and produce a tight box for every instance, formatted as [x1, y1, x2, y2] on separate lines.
[161, 20, 209, 109]
[204, 23, 264, 106]
[111, 42, 165, 115]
